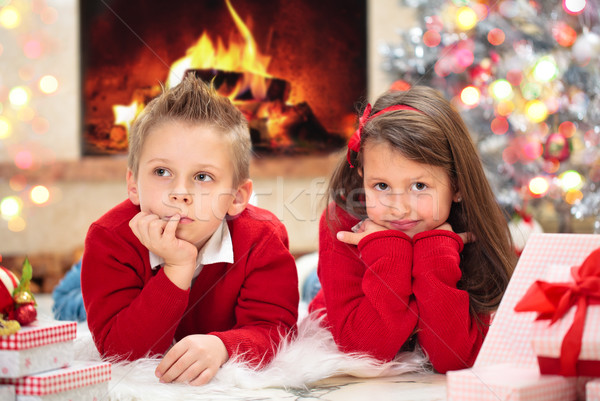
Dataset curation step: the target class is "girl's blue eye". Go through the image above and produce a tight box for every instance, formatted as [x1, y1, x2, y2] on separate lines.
[375, 183, 388, 191]
[195, 173, 213, 182]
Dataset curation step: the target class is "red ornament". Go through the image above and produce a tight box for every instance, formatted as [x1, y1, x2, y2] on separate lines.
[0, 266, 19, 316]
[14, 303, 37, 326]
[543, 132, 571, 162]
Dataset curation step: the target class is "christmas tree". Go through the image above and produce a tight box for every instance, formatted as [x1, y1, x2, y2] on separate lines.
[381, 0, 600, 233]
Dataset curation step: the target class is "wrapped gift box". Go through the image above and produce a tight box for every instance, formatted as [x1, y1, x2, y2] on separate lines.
[587, 379, 600, 401]
[0, 320, 77, 378]
[475, 234, 600, 370]
[528, 262, 600, 377]
[447, 363, 576, 401]
[445, 234, 600, 400]
[0, 361, 111, 401]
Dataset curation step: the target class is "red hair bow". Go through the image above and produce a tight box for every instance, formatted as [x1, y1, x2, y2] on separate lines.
[346, 104, 423, 168]
[514, 247, 600, 376]
[346, 104, 372, 168]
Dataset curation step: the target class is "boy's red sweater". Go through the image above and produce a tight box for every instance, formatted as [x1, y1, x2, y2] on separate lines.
[309, 203, 488, 373]
[82, 200, 299, 366]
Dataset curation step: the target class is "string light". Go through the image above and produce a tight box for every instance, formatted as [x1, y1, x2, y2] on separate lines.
[529, 176, 550, 197]
[14, 150, 33, 169]
[1, 196, 22, 220]
[30, 185, 50, 205]
[491, 117, 509, 135]
[559, 170, 583, 191]
[8, 86, 30, 107]
[552, 21, 577, 47]
[490, 79, 512, 100]
[533, 56, 558, 82]
[7, 216, 26, 232]
[565, 189, 583, 204]
[525, 100, 548, 123]
[460, 86, 480, 106]
[0, 116, 11, 139]
[488, 28, 505, 46]
[39, 75, 59, 94]
[558, 121, 576, 138]
[423, 30, 441, 47]
[563, 0, 586, 15]
[0, 6, 21, 29]
[456, 6, 478, 31]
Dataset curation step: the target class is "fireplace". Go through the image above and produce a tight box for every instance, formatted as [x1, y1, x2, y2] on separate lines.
[80, 0, 367, 156]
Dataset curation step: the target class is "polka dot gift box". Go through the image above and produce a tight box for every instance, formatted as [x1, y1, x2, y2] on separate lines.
[0, 360, 111, 401]
[0, 320, 76, 378]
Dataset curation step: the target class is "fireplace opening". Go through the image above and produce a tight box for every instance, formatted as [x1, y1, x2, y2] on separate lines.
[80, 0, 367, 156]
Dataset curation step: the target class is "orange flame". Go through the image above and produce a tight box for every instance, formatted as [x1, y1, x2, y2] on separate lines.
[114, 0, 273, 131]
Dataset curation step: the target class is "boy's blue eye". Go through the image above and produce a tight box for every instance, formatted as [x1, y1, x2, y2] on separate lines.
[195, 173, 213, 182]
[154, 168, 170, 177]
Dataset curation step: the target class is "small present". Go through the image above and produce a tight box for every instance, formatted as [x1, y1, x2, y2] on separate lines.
[475, 234, 600, 370]
[0, 361, 111, 401]
[515, 247, 600, 377]
[446, 363, 576, 401]
[0, 320, 76, 378]
[587, 379, 600, 401]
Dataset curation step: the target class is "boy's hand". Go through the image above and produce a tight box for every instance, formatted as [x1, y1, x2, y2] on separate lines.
[336, 219, 388, 245]
[155, 334, 229, 386]
[129, 211, 198, 288]
[434, 222, 475, 245]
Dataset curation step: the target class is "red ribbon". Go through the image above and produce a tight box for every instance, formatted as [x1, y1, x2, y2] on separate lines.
[514, 247, 600, 376]
[346, 104, 423, 168]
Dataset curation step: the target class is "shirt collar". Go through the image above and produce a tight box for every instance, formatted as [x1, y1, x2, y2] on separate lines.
[149, 219, 234, 273]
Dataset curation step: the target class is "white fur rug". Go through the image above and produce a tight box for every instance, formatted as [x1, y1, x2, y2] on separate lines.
[75, 314, 430, 401]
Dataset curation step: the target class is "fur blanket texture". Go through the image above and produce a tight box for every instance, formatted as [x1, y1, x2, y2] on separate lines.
[75, 313, 430, 400]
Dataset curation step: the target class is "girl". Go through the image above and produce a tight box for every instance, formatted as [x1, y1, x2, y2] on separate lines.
[308, 85, 516, 373]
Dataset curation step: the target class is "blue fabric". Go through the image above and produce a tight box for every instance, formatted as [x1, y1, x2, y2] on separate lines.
[301, 269, 321, 303]
[52, 260, 86, 321]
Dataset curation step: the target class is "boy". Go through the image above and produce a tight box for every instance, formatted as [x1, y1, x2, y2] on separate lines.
[81, 74, 299, 386]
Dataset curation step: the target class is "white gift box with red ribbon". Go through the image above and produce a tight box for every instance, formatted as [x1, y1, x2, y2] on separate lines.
[446, 234, 600, 401]
[0, 320, 76, 378]
[0, 361, 111, 401]
[527, 262, 600, 377]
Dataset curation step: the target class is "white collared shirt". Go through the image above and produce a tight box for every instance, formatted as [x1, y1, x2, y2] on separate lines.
[149, 219, 234, 280]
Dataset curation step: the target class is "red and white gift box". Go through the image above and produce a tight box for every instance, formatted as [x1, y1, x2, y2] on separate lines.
[446, 234, 600, 400]
[587, 379, 600, 401]
[525, 260, 600, 377]
[0, 361, 111, 401]
[0, 320, 76, 378]
[446, 363, 576, 401]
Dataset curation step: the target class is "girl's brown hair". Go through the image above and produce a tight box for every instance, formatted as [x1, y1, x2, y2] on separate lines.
[328, 85, 516, 314]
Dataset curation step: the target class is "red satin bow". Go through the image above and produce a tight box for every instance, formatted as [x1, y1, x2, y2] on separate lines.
[346, 104, 423, 168]
[514, 247, 600, 376]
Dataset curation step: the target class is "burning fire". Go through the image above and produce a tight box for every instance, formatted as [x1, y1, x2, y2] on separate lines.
[113, 0, 282, 140]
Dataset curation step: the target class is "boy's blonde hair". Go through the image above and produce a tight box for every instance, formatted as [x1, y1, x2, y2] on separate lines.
[127, 73, 251, 187]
